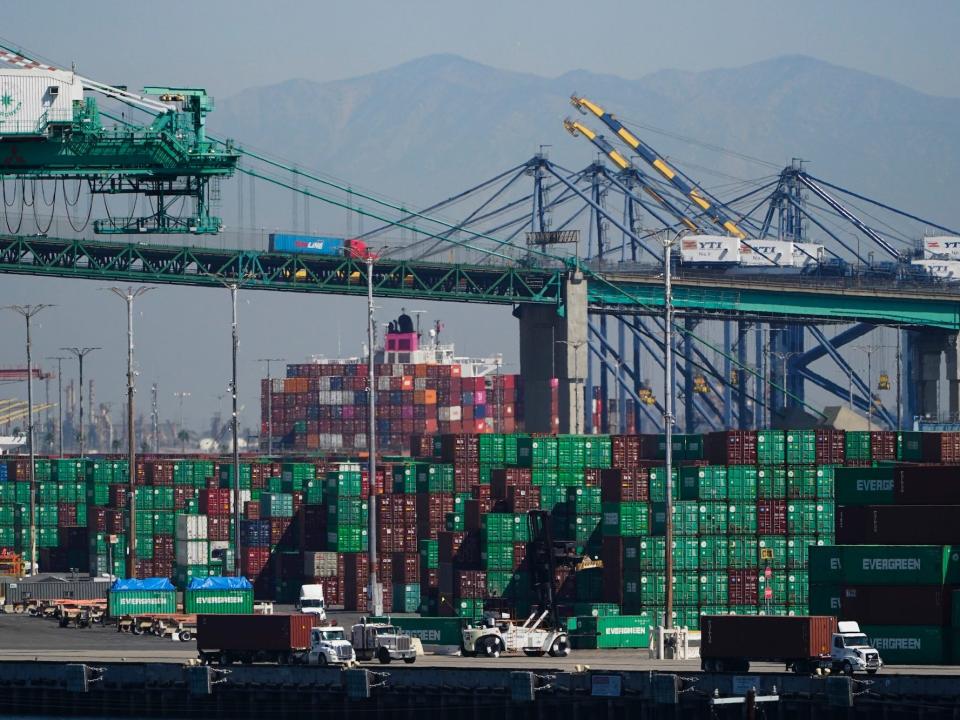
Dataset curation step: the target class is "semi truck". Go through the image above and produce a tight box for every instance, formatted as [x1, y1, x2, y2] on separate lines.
[296, 584, 327, 621]
[196, 614, 355, 666]
[700, 615, 883, 675]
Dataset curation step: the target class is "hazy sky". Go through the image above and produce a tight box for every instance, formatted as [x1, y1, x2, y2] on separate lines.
[0, 2, 957, 439]
[4, 1, 959, 99]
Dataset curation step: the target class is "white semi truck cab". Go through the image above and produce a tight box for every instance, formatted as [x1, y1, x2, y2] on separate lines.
[297, 584, 327, 621]
[307, 626, 356, 667]
[831, 621, 883, 675]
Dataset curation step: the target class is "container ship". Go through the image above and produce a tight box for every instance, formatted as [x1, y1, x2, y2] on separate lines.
[260, 310, 533, 454]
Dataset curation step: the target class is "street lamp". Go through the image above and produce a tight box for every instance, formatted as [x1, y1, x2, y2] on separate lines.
[105, 286, 155, 580]
[556, 339, 586, 434]
[649, 228, 688, 633]
[257, 358, 285, 455]
[47, 356, 69, 457]
[4, 304, 54, 577]
[61, 347, 100, 458]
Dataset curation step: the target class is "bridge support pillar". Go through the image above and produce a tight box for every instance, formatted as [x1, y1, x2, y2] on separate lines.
[907, 330, 956, 423]
[947, 335, 960, 422]
[516, 272, 587, 434]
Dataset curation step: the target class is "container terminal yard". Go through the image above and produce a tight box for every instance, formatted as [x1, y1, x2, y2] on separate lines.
[2, 29, 960, 719]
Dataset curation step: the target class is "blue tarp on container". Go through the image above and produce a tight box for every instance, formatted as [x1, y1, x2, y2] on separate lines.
[187, 576, 253, 590]
[111, 577, 174, 592]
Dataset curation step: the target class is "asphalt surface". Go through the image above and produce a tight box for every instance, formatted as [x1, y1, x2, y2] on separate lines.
[1, 613, 958, 675]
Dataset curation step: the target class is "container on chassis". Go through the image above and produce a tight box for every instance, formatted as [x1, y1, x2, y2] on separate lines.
[700, 615, 836, 673]
[196, 614, 314, 665]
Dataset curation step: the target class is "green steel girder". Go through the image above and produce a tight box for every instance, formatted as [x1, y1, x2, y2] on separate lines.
[0, 234, 564, 304]
[2, 233, 959, 329]
[592, 274, 960, 330]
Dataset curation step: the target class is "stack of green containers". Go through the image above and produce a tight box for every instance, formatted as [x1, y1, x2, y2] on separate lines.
[809, 545, 960, 665]
[326, 471, 367, 552]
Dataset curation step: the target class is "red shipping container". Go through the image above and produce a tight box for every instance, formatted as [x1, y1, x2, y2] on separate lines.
[815, 429, 845, 464]
[757, 499, 788, 535]
[208, 516, 230, 541]
[600, 468, 650, 502]
[728, 569, 759, 605]
[834, 585, 952, 626]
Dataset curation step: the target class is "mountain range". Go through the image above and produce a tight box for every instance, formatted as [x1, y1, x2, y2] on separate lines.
[209, 54, 960, 235]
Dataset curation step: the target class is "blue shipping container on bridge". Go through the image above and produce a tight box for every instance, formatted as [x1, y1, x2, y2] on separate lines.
[269, 233, 345, 256]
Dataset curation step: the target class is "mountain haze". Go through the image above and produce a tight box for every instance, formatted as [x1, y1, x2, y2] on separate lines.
[210, 54, 960, 232]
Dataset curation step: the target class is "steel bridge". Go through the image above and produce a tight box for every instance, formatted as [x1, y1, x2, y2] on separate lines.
[3, 234, 958, 330]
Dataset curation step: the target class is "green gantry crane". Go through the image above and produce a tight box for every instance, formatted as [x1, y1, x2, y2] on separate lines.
[0, 43, 238, 234]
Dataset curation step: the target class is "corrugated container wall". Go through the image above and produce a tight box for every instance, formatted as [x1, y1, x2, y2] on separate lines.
[0, 69, 85, 134]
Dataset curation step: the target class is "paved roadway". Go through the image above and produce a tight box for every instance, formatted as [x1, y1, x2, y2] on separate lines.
[2, 614, 958, 676]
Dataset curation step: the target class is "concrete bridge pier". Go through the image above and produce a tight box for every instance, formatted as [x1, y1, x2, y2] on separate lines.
[906, 330, 959, 423]
[517, 272, 588, 434]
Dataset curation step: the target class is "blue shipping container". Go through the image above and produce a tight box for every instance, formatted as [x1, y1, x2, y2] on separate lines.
[269, 233, 346, 256]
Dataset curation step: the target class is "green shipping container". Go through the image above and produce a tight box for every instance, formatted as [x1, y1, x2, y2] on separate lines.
[728, 537, 758, 569]
[845, 431, 872, 461]
[757, 467, 786, 499]
[815, 466, 835, 499]
[698, 537, 727, 569]
[698, 572, 727, 604]
[372, 616, 466, 647]
[516, 437, 558, 468]
[785, 430, 816, 465]
[568, 615, 649, 649]
[393, 583, 421, 613]
[726, 466, 758, 501]
[727, 503, 757, 534]
[419, 539, 438, 569]
[327, 526, 368, 552]
[809, 545, 960, 585]
[184, 588, 254, 614]
[786, 501, 818, 535]
[673, 538, 700, 570]
[787, 536, 823, 570]
[863, 625, 949, 665]
[638, 538, 664, 570]
[679, 465, 727, 501]
[833, 467, 894, 505]
[108, 589, 176, 617]
[757, 536, 787, 569]
[648, 467, 677, 503]
[567, 486, 602, 515]
[757, 430, 785, 464]
[897, 432, 924, 462]
[786, 467, 818, 499]
[697, 502, 728, 534]
[481, 542, 514, 570]
[601, 502, 648, 536]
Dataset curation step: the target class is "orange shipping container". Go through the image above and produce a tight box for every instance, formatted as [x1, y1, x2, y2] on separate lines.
[424, 389, 437, 405]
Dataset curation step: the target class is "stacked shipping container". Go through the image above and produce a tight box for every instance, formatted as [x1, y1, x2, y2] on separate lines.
[811, 462, 960, 664]
[261, 360, 527, 453]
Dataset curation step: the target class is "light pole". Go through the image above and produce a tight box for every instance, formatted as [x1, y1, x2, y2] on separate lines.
[852, 344, 878, 430]
[228, 283, 242, 575]
[4, 304, 54, 577]
[151, 383, 159, 453]
[651, 228, 687, 632]
[173, 391, 191, 441]
[556, 339, 586, 434]
[257, 358, 285, 455]
[62, 347, 100, 457]
[106, 286, 154, 579]
[365, 249, 385, 617]
[767, 350, 801, 425]
[47, 356, 68, 457]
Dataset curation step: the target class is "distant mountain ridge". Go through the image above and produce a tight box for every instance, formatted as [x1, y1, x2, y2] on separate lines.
[209, 53, 960, 232]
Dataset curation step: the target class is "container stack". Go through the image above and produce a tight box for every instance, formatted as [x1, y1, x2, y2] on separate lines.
[262, 361, 525, 453]
[811, 461, 960, 664]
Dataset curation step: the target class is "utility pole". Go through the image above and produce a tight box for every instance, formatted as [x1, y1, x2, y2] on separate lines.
[656, 230, 686, 633]
[47, 355, 68, 457]
[257, 358, 285, 455]
[151, 383, 159, 453]
[106, 286, 154, 579]
[5, 304, 54, 577]
[62, 347, 100, 457]
[896, 329, 903, 430]
[365, 250, 384, 617]
[173, 391, 191, 440]
[229, 283, 241, 576]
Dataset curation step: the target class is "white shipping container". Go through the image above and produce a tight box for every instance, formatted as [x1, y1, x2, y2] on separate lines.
[679, 235, 740, 264]
[793, 242, 824, 266]
[922, 236, 960, 260]
[209, 540, 230, 553]
[175, 514, 207, 540]
[378, 377, 392, 390]
[911, 259, 960, 281]
[175, 539, 209, 565]
[448, 406, 463, 422]
[0, 69, 84, 134]
[271, 378, 285, 392]
[738, 239, 794, 267]
[304, 551, 340, 577]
